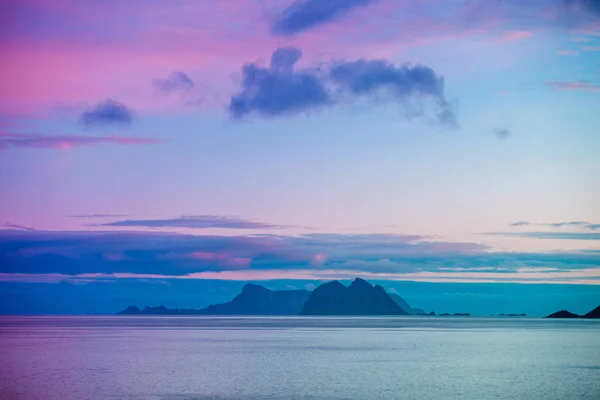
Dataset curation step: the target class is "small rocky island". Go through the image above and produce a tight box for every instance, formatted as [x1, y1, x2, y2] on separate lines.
[545, 305, 600, 319]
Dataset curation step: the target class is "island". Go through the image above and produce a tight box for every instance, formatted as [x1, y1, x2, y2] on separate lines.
[118, 284, 310, 316]
[544, 305, 600, 319]
[117, 277, 434, 316]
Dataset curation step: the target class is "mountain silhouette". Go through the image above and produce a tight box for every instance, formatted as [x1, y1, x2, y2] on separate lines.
[545, 305, 600, 319]
[388, 293, 425, 315]
[583, 305, 600, 318]
[198, 283, 310, 315]
[300, 278, 407, 315]
[117, 284, 309, 316]
[545, 310, 581, 318]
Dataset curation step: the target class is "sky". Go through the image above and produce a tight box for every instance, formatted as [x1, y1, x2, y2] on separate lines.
[1, 0, 599, 314]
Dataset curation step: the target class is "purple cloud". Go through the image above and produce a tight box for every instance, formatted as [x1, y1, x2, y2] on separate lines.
[3, 223, 35, 231]
[68, 214, 129, 218]
[152, 71, 194, 94]
[81, 99, 133, 127]
[273, 0, 378, 36]
[229, 47, 331, 118]
[0, 131, 160, 150]
[329, 59, 457, 127]
[1, 230, 598, 281]
[229, 47, 456, 126]
[98, 215, 284, 230]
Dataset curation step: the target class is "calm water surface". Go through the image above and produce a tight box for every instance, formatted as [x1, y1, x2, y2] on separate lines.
[1, 316, 599, 400]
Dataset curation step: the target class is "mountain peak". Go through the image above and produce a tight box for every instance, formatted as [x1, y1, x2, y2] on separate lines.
[301, 278, 407, 316]
[584, 305, 600, 318]
[350, 277, 372, 288]
[241, 283, 270, 294]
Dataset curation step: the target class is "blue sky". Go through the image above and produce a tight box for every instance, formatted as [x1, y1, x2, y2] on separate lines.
[1, 0, 599, 313]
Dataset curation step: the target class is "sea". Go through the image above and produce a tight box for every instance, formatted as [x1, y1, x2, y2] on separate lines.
[1, 316, 599, 400]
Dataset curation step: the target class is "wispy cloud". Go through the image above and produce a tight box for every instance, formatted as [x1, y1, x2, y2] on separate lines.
[152, 72, 194, 94]
[0, 230, 598, 284]
[329, 59, 457, 127]
[81, 99, 133, 127]
[0, 230, 476, 276]
[556, 49, 579, 56]
[509, 221, 598, 230]
[98, 215, 284, 230]
[3, 223, 35, 231]
[68, 214, 130, 218]
[581, 46, 600, 51]
[490, 232, 600, 240]
[229, 47, 456, 126]
[0, 131, 160, 150]
[272, 0, 378, 36]
[510, 221, 531, 227]
[548, 80, 600, 91]
[493, 128, 511, 140]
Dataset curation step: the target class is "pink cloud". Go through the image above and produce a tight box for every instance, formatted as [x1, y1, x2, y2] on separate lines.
[0, 132, 161, 150]
[310, 253, 327, 267]
[497, 31, 534, 42]
[548, 80, 600, 91]
[582, 46, 600, 51]
[570, 37, 591, 42]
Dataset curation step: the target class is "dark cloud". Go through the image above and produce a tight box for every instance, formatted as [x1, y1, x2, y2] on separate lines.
[229, 47, 456, 126]
[229, 47, 331, 118]
[583, 0, 600, 14]
[0, 131, 159, 151]
[566, 0, 600, 15]
[3, 223, 35, 231]
[98, 215, 284, 230]
[80, 99, 133, 127]
[547, 221, 590, 227]
[494, 128, 511, 140]
[510, 221, 531, 227]
[329, 59, 457, 127]
[1, 230, 598, 279]
[273, 0, 377, 36]
[68, 214, 129, 218]
[152, 71, 194, 94]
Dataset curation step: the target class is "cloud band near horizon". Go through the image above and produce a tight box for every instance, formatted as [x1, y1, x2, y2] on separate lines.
[0, 229, 598, 284]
